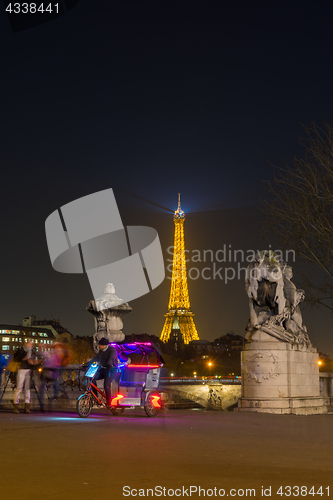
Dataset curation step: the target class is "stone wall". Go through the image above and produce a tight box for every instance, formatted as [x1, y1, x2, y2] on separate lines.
[161, 383, 241, 410]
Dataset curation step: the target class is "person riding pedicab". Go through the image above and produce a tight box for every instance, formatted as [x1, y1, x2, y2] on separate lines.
[89, 338, 118, 407]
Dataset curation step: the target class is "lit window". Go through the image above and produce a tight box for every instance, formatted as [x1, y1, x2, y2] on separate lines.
[32, 332, 35, 336]
[2, 345, 10, 350]
[2, 337, 9, 342]
[12, 338, 15, 341]
[19, 338, 22, 342]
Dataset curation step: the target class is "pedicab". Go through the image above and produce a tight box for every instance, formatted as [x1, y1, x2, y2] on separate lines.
[76, 342, 165, 418]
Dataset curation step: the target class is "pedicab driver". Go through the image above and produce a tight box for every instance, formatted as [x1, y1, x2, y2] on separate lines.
[90, 338, 118, 407]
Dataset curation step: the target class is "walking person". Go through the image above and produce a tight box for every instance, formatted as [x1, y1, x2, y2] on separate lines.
[38, 343, 61, 412]
[13, 340, 37, 414]
[0, 354, 7, 395]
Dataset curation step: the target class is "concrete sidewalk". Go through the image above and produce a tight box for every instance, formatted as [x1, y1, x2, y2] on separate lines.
[0, 408, 332, 500]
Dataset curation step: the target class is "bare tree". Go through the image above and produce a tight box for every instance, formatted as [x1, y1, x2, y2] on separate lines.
[71, 338, 94, 364]
[262, 122, 333, 313]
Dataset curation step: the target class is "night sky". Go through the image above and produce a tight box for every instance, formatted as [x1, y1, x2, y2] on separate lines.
[1, 1, 333, 354]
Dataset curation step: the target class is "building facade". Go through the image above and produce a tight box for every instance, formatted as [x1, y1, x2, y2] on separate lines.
[23, 315, 73, 343]
[0, 324, 55, 359]
[211, 333, 246, 354]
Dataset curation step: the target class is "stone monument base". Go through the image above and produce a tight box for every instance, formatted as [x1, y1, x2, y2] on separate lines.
[238, 329, 329, 415]
[237, 396, 329, 414]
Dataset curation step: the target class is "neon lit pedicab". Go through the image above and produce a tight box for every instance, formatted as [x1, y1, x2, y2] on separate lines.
[76, 342, 165, 418]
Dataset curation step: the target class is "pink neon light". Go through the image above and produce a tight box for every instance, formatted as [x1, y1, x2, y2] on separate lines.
[110, 342, 152, 346]
[111, 394, 124, 405]
[125, 342, 152, 346]
[127, 364, 159, 368]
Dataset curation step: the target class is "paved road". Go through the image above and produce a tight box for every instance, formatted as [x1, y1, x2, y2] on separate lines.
[0, 408, 332, 500]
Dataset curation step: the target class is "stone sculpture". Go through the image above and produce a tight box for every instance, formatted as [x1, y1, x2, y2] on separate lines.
[245, 250, 310, 346]
[87, 283, 132, 352]
[238, 250, 328, 414]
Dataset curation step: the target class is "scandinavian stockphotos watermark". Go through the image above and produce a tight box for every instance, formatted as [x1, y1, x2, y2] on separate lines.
[166, 245, 296, 283]
[45, 188, 165, 309]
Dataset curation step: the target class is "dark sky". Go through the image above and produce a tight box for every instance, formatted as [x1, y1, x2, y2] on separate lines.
[1, 0, 333, 354]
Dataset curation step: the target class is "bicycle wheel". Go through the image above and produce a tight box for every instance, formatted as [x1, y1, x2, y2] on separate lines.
[144, 392, 161, 418]
[110, 407, 125, 416]
[76, 393, 93, 418]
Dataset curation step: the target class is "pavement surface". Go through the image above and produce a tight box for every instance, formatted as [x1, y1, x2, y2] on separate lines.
[0, 408, 332, 500]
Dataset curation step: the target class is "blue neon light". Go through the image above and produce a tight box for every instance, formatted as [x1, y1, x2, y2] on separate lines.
[86, 362, 99, 378]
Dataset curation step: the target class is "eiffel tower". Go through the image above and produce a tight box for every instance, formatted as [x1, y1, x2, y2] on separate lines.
[160, 194, 200, 344]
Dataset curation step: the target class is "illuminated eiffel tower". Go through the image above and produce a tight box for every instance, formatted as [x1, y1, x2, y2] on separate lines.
[160, 194, 200, 344]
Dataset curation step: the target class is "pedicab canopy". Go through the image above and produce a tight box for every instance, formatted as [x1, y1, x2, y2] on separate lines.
[111, 342, 165, 367]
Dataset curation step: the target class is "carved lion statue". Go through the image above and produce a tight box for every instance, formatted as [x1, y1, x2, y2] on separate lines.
[245, 251, 309, 345]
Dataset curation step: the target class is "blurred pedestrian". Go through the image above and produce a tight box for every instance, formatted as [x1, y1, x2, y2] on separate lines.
[0, 354, 7, 395]
[38, 343, 61, 412]
[13, 340, 37, 414]
[54, 342, 72, 367]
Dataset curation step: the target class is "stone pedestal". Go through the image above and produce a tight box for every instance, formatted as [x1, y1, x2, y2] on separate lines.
[238, 330, 329, 414]
[87, 300, 132, 352]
